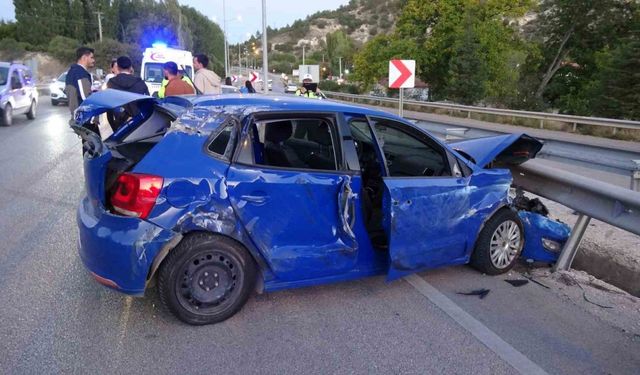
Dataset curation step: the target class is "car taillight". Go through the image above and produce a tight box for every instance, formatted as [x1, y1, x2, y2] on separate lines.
[110, 173, 163, 219]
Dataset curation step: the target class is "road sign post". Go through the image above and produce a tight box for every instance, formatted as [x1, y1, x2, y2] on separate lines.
[389, 59, 415, 117]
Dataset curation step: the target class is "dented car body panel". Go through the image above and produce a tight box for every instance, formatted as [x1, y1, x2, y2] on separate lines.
[519, 211, 571, 263]
[74, 91, 567, 296]
[384, 168, 513, 280]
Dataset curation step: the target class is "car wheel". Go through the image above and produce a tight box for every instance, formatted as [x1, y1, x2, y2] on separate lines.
[470, 209, 524, 275]
[51, 99, 59, 106]
[158, 233, 257, 325]
[1, 104, 12, 126]
[26, 100, 36, 120]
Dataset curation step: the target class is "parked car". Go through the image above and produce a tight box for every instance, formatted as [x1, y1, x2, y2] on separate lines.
[284, 82, 298, 94]
[72, 90, 570, 325]
[50, 72, 68, 106]
[221, 84, 239, 94]
[0, 62, 38, 126]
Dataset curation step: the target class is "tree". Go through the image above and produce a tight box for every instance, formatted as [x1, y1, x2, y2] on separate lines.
[591, 16, 640, 120]
[531, 0, 637, 102]
[325, 30, 354, 75]
[445, 12, 488, 105]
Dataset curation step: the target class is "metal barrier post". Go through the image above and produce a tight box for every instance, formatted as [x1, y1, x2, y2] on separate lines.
[632, 160, 640, 191]
[553, 214, 591, 271]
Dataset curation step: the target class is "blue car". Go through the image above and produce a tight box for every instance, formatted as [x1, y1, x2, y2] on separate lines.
[73, 90, 569, 325]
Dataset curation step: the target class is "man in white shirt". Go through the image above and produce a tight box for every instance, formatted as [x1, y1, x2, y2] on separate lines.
[193, 54, 221, 95]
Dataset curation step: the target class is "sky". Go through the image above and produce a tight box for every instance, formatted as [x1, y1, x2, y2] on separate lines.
[0, 0, 350, 43]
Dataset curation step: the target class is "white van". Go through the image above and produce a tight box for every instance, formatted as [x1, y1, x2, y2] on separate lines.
[141, 44, 193, 97]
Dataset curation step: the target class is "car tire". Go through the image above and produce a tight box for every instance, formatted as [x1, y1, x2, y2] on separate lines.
[26, 100, 36, 120]
[1, 103, 12, 126]
[51, 99, 59, 106]
[158, 233, 257, 325]
[470, 208, 524, 275]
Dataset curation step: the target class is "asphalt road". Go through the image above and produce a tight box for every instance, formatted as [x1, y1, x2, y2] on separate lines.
[0, 101, 639, 374]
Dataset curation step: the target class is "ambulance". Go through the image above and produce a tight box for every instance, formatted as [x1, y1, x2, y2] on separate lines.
[141, 43, 194, 97]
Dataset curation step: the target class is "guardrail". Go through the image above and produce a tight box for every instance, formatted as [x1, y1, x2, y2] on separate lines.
[510, 159, 640, 270]
[323, 91, 640, 134]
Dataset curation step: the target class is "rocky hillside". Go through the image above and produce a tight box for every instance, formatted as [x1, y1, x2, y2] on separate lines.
[269, 0, 402, 53]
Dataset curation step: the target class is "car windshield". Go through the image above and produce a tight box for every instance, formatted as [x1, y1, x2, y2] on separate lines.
[0, 67, 8, 86]
[57, 72, 67, 82]
[144, 63, 192, 82]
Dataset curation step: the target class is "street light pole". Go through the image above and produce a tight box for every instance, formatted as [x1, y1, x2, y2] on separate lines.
[261, 0, 269, 93]
[223, 0, 228, 78]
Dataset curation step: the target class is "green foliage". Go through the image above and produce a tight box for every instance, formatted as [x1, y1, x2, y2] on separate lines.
[590, 19, 640, 120]
[90, 38, 142, 73]
[0, 38, 29, 60]
[48, 36, 81, 64]
[12, 0, 224, 76]
[353, 34, 418, 90]
[319, 80, 362, 94]
[0, 21, 17, 40]
[445, 12, 488, 105]
[528, 0, 638, 112]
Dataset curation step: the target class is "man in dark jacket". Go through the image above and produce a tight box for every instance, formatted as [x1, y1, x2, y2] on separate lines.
[107, 56, 149, 95]
[106, 56, 150, 130]
[65, 46, 95, 119]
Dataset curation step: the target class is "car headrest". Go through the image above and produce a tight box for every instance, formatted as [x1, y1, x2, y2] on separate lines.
[264, 121, 292, 143]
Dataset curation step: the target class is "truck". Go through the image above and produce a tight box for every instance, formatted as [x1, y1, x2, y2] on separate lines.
[141, 44, 194, 97]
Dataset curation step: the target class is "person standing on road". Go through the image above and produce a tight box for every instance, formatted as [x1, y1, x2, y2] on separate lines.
[295, 73, 322, 99]
[102, 58, 117, 90]
[162, 61, 195, 96]
[193, 54, 221, 94]
[107, 56, 149, 95]
[65, 46, 95, 118]
[242, 80, 256, 94]
[104, 56, 149, 133]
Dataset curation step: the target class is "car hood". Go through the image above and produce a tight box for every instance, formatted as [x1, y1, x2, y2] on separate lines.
[451, 133, 543, 168]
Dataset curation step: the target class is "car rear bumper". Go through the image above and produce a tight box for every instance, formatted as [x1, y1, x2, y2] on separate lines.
[77, 197, 178, 295]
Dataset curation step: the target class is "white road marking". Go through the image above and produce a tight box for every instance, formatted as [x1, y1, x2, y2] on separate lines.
[404, 274, 549, 375]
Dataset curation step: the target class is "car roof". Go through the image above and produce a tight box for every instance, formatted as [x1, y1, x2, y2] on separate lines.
[189, 94, 403, 121]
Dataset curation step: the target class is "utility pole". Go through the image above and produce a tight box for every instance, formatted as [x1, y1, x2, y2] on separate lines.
[223, 0, 228, 78]
[261, 0, 268, 93]
[94, 12, 103, 42]
[302, 45, 305, 65]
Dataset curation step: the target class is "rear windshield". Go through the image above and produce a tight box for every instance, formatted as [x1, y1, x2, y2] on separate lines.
[144, 63, 192, 83]
[0, 67, 8, 86]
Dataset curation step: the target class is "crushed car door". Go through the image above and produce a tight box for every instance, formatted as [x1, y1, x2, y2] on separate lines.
[226, 115, 359, 282]
[367, 117, 473, 281]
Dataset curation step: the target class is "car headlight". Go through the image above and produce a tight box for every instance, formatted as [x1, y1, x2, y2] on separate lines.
[542, 238, 562, 253]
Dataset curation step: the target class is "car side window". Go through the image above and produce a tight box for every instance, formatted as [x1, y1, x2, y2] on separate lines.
[207, 122, 235, 159]
[21, 69, 33, 85]
[238, 118, 339, 171]
[370, 117, 451, 177]
[10, 71, 22, 89]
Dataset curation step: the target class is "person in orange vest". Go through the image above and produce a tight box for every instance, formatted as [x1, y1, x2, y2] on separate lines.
[162, 61, 195, 97]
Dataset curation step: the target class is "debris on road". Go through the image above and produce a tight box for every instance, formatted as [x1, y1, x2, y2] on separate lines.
[504, 279, 529, 287]
[457, 288, 490, 299]
[522, 267, 640, 336]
